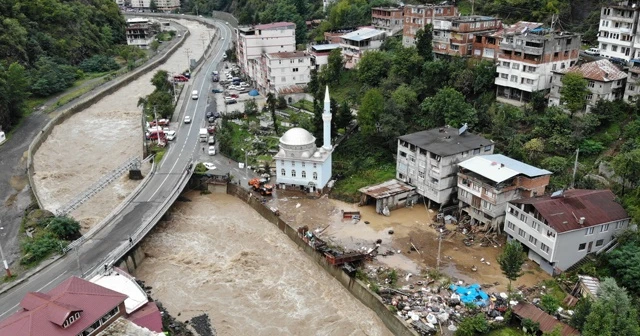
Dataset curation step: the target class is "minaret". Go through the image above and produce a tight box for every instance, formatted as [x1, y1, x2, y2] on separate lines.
[322, 86, 332, 150]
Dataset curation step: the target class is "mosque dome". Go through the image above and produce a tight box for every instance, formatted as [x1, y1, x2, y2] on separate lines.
[280, 128, 316, 146]
[301, 151, 311, 158]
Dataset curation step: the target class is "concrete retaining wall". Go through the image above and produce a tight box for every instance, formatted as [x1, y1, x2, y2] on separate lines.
[226, 183, 418, 336]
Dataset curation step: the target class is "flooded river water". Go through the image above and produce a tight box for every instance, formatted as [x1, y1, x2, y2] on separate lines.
[134, 191, 393, 336]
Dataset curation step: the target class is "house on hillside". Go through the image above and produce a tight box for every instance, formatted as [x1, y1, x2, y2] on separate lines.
[505, 189, 631, 274]
[126, 18, 157, 49]
[371, 6, 405, 36]
[402, 4, 458, 47]
[339, 28, 386, 69]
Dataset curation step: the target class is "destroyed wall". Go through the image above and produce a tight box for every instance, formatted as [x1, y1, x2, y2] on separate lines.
[226, 183, 419, 336]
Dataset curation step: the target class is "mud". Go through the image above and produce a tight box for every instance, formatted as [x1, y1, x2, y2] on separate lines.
[32, 20, 213, 231]
[134, 192, 393, 336]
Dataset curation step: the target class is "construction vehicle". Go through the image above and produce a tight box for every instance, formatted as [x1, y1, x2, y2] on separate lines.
[248, 178, 273, 196]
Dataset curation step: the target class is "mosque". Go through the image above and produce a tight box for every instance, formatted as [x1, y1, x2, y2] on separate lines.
[274, 86, 333, 192]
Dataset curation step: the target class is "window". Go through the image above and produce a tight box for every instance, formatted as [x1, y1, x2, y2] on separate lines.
[541, 243, 550, 254]
[482, 200, 493, 210]
[588, 81, 595, 88]
[301, 171, 306, 178]
[291, 170, 296, 177]
[531, 222, 539, 231]
[507, 221, 515, 231]
[524, 78, 534, 85]
[552, 64, 557, 70]
[547, 230, 556, 238]
[313, 163, 317, 168]
[473, 148, 480, 154]
[293, 68, 299, 72]
[418, 171, 425, 179]
[596, 239, 604, 247]
[502, 61, 510, 67]
[281, 160, 285, 165]
[630, 85, 636, 91]
[586, 94, 593, 101]
[520, 213, 526, 222]
[292, 161, 295, 167]
[528, 235, 538, 245]
[612, 45, 618, 52]
[484, 145, 492, 152]
[500, 73, 508, 79]
[585, 227, 594, 235]
[510, 75, 518, 82]
[313, 172, 317, 180]
[578, 243, 586, 251]
[512, 63, 520, 70]
[518, 228, 526, 238]
[281, 169, 286, 176]
[302, 162, 305, 167]
[601, 224, 610, 232]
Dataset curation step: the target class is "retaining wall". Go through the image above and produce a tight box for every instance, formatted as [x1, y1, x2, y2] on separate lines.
[226, 183, 418, 336]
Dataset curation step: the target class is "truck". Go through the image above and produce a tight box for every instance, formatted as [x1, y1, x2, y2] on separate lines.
[199, 128, 208, 142]
[248, 178, 273, 196]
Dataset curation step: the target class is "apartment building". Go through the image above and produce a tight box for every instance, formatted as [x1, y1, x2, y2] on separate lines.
[495, 28, 581, 106]
[396, 125, 494, 207]
[625, 60, 640, 100]
[126, 18, 156, 49]
[236, 22, 296, 81]
[457, 154, 551, 231]
[473, 21, 543, 61]
[129, 0, 180, 10]
[505, 189, 630, 275]
[372, 7, 405, 36]
[257, 51, 313, 95]
[432, 16, 502, 57]
[340, 28, 386, 69]
[402, 4, 458, 47]
[549, 59, 627, 113]
[598, 0, 640, 62]
[309, 44, 341, 69]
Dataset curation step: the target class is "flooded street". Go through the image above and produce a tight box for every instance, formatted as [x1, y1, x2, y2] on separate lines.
[33, 20, 212, 230]
[134, 191, 393, 336]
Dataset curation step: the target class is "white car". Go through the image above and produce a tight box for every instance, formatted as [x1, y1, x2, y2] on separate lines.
[203, 162, 216, 170]
[165, 130, 176, 141]
[208, 146, 217, 155]
[584, 47, 600, 56]
[240, 82, 250, 88]
[184, 115, 191, 124]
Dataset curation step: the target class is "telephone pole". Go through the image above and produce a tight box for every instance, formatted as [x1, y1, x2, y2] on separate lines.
[0, 222, 11, 278]
[200, 33, 207, 53]
[184, 48, 192, 71]
[570, 148, 579, 189]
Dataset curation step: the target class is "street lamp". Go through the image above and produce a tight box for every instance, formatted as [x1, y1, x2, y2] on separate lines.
[241, 148, 248, 175]
[0, 222, 11, 277]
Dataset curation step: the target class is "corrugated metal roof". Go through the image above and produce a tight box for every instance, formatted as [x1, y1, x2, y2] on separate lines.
[512, 189, 629, 233]
[557, 59, 627, 82]
[459, 154, 551, 183]
[359, 179, 415, 199]
[341, 28, 385, 42]
[578, 275, 600, 297]
[311, 44, 341, 51]
[512, 303, 580, 335]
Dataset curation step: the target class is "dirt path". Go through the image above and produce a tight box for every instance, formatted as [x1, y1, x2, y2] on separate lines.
[134, 192, 393, 336]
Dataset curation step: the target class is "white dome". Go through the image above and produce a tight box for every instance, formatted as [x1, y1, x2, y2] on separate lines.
[313, 151, 321, 158]
[280, 128, 315, 146]
[301, 151, 311, 158]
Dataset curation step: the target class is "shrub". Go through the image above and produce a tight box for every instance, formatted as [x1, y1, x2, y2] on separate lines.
[21, 233, 62, 265]
[455, 313, 489, 336]
[79, 55, 120, 73]
[42, 216, 81, 240]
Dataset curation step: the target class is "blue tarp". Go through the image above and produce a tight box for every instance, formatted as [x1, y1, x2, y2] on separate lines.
[249, 89, 259, 96]
[449, 284, 490, 307]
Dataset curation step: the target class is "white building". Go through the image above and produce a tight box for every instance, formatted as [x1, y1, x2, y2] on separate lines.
[309, 44, 341, 69]
[549, 59, 627, 113]
[505, 189, 631, 275]
[257, 51, 313, 96]
[597, 0, 640, 62]
[129, 0, 180, 11]
[236, 22, 297, 81]
[274, 87, 333, 191]
[126, 18, 155, 49]
[339, 28, 386, 69]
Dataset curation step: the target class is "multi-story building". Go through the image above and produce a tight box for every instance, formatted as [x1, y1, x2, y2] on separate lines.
[257, 51, 313, 95]
[432, 16, 502, 57]
[598, 0, 640, 62]
[126, 18, 156, 49]
[130, 0, 180, 11]
[339, 28, 386, 69]
[371, 7, 405, 36]
[625, 60, 640, 100]
[236, 22, 296, 80]
[473, 21, 543, 61]
[549, 59, 627, 113]
[457, 154, 551, 231]
[402, 4, 458, 47]
[495, 28, 581, 106]
[396, 125, 494, 207]
[309, 44, 341, 69]
[505, 189, 631, 274]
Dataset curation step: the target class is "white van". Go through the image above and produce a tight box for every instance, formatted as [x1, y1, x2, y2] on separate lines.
[191, 90, 199, 100]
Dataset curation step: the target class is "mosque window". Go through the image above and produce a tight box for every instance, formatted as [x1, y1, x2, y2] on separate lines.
[281, 169, 286, 176]
[313, 172, 318, 180]
[302, 171, 306, 178]
[292, 170, 297, 177]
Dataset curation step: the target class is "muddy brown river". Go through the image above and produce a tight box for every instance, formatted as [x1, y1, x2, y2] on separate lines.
[134, 192, 393, 336]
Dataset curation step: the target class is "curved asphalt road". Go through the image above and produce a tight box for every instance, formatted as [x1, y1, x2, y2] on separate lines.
[0, 17, 234, 318]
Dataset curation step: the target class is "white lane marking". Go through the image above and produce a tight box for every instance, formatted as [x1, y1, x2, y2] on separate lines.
[0, 304, 17, 319]
[37, 271, 68, 292]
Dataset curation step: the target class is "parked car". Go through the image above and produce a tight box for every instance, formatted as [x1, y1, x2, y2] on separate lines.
[208, 135, 216, 145]
[584, 47, 600, 56]
[150, 119, 170, 127]
[184, 115, 191, 124]
[224, 97, 237, 104]
[207, 125, 216, 134]
[206, 111, 214, 118]
[240, 82, 250, 88]
[203, 162, 216, 170]
[173, 75, 189, 82]
[229, 93, 239, 98]
[165, 130, 176, 141]
[208, 146, 217, 156]
[610, 57, 627, 66]
[208, 117, 215, 124]
[212, 88, 223, 93]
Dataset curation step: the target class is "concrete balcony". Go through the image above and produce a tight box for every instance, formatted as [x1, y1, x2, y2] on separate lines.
[601, 14, 636, 24]
[598, 36, 632, 46]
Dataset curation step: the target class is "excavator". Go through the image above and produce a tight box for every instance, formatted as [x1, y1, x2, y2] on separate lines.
[248, 178, 273, 196]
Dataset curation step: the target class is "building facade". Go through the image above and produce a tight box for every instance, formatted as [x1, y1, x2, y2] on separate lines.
[598, 0, 640, 62]
[339, 28, 386, 69]
[309, 44, 341, 69]
[505, 189, 631, 274]
[496, 29, 581, 106]
[236, 22, 296, 81]
[457, 154, 551, 231]
[431, 16, 502, 57]
[126, 18, 156, 49]
[371, 7, 405, 36]
[396, 126, 494, 207]
[129, 0, 180, 10]
[402, 4, 458, 47]
[549, 59, 627, 113]
[274, 87, 333, 191]
[625, 61, 640, 100]
[257, 51, 313, 96]
[472, 22, 543, 61]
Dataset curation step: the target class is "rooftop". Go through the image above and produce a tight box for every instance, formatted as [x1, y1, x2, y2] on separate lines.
[255, 22, 295, 30]
[578, 275, 601, 298]
[459, 154, 551, 183]
[372, 6, 403, 11]
[398, 126, 493, 157]
[267, 51, 309, 59]
[512, 303, 580, 335]
[450, 15, 499, 22]
[341, 28, 386, 42]
[359, 179, 415, 199]
[89, 267, 149, 314]
[512, 189, 629, 233]
[480, 21, 543, 38]
[127, 18, 150, 24]
[311, 44, 341, 52]
[556, 59, 627, 82]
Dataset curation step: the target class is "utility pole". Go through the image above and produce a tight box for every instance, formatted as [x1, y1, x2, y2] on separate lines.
[200, 33, 207, 53]
[570, 148, 579, 189]
[436, 228, 443, 272]
[153, 106, 164, 146]
[0, 222, 11, 278]
[184, 48, 192, 71]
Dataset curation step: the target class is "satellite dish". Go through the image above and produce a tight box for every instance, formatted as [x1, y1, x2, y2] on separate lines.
[458, 123, 468, 135]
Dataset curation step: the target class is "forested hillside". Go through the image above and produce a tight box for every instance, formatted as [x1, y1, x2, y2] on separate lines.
[0, 0, 128, 132]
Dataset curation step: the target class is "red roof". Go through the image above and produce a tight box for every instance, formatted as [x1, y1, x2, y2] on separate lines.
[127, 302, 163, 333]
[512, 303, 580, 335]
[255, 22, 295, 30]
[512, 189, 629, 233]
[556, 59, 627, 82]
[0, 276, 127, 336]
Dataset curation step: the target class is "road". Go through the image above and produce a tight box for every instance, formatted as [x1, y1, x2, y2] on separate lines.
[0, 17, 234, 318]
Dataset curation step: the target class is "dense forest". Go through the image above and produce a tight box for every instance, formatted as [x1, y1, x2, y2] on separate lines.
[0, 0, 135, 132]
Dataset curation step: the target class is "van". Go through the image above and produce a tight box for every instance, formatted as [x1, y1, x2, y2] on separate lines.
[191, 90, 199, 100]
[208, 135, 216, 145]
[584, 47, 600, 56]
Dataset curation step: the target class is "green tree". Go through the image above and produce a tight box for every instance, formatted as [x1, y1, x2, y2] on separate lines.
[244, 98, 258, 115]
[612, 148, 640, 196]
[391, 84, 418, 117]
[324, 49, 344, 84]
[522, 318, 540, 335]
[540, 294, 560, 314]
[151, 70, 172, 92]
[414, 25, 433, 61]
[473, 60, 497, 96]
[357, 88, 384, 137]
[582, 278, 640, 336]
[30, 56, 78, 97]
[497, 240, 526, 292]
[44, 216, 81, 241]
[150, 0, 158, 11]
[266, 93, 279, 135]
[335, 101, 352, 131]
[421, 60, 453, 97]
[0, 62, 30, 130]
[570, 298, 592, 330]
[560, 72, 589, 118]
[542, 325, 563, 336]
[357, 51, 390, 87]
[418, 87, 477, 129]
[606, 243, 640, 294]
[150, 40, 160, 52]
[390, 46, 422, 84]
[541, 156, 569, 174]
[523, 138, 545, 161]
[455, 313, 489, 336]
